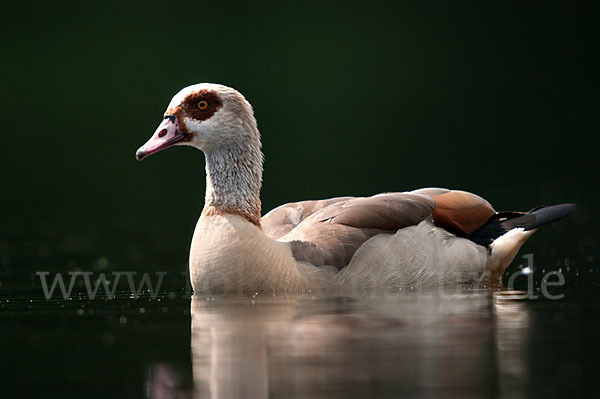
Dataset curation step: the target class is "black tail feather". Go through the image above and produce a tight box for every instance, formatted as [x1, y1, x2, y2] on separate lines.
[468, 203, 576, 247]
[522, 204, 577, 230]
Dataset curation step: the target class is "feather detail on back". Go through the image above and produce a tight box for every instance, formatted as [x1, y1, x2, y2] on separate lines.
[261, 197, 352, 239]
[262, 193, 435, 269]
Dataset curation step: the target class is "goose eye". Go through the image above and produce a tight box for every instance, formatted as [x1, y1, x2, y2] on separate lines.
[197, 100, 208, 110]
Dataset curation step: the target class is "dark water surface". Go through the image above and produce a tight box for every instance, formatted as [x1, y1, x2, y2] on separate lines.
[1, 288, 598, 398]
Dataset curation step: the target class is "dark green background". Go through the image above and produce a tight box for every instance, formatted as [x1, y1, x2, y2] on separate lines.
[1, 1, 598, 287]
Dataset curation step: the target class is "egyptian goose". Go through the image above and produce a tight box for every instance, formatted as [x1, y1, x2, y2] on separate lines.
[136, 83, 574, 294]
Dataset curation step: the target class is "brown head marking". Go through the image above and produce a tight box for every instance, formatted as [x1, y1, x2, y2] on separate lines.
[167, 89, 223, 122]
[165, 90, 224, 143]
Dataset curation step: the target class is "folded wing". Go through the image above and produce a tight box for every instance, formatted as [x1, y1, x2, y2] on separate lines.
[261, 188, 497, 270]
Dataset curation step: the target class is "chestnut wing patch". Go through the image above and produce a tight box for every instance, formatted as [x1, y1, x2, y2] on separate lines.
[431, 191, 496, 236]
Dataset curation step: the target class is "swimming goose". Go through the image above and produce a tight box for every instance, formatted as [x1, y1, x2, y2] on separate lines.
[136, 83, 574, 294]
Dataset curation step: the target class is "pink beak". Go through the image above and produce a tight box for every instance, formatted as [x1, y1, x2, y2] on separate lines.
[136, 116, 186, 161]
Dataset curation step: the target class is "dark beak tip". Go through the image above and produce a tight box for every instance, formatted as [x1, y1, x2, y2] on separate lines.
[135, 150, 146, 161]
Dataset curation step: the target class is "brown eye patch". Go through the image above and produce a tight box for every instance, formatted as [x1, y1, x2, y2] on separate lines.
[180, 90, 223, 122]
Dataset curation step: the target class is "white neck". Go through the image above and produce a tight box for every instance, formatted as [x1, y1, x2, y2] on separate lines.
[201, 124, 263, 226]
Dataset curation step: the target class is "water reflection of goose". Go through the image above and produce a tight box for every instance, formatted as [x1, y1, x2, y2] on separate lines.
[189, 292, 532, 398]
[137, 84, 575, 294]
[493, 291, 532, 398]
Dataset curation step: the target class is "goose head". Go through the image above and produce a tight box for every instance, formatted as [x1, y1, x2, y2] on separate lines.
[136, 83, 264, 226]
[135, 83, 258, 160]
